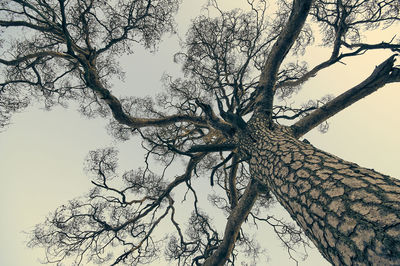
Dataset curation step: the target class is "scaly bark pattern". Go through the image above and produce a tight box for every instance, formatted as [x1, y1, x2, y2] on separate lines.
[243, 114, 400, 265]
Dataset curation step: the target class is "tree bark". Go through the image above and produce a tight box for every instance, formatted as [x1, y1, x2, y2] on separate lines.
[243, 113, 400, 265]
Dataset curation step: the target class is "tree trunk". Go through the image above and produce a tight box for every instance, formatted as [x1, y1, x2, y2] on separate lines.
[244, 114, 400, 265]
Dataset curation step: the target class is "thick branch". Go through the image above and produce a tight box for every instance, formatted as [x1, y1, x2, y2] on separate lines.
[255, 0, 313, 115]
[82, 67, 208, 129]
[187, 143, 236, 153]
[203, 180, 260, 266]
[228, 154, 239, 209]
[0, 20, 54, 32]
[195, 99, 234, 134]
[0, 51, 72, 66]
[292, 54, 400, 138]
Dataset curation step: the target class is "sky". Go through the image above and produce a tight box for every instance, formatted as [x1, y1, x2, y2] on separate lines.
[0, 0, 399, 265]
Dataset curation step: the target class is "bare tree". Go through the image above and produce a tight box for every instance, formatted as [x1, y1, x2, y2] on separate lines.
[1, 0, 400, 265]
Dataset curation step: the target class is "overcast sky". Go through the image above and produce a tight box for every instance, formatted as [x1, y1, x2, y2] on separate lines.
[0, 1, 399, 265]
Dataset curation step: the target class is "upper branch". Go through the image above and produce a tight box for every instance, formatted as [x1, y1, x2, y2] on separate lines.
[254, 0, 313, 116]
[342, 40, 400, 52]
[0, 19, 55, 32]
[95, 86, 209, 129]
[277, 38, 400, 89]
[291, 54, 400, 138]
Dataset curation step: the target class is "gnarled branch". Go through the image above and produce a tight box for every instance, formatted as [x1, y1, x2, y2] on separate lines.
[292, 54, 400, 138]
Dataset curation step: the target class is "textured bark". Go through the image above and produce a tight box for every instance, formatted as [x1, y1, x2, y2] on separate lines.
[243, 114, 400, 265]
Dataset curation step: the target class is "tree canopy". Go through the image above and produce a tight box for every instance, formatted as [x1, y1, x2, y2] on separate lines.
[0, 0, 399, 265]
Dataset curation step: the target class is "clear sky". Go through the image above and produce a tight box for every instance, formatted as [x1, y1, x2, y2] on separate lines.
[0, 1, 399, 265]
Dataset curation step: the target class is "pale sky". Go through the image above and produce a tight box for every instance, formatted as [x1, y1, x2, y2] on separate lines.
[0, 1, 399, 265]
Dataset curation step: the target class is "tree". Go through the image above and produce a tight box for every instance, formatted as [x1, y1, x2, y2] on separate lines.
[1, 0, 400, 265]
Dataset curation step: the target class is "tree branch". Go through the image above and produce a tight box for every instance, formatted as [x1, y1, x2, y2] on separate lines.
[228, 154, 239, 209]
[195, 99, 234, 134]
[292, 54, 400, 138]
[254, 0, 313, 116]
[81, 65, 209, 129]
[113, 153, 205, 232]
[0, 20, 54, 32]
[203, 179, 260, 266]
[0, 51, 72, 66]
[209, 152, 234, 186]
[277, 40, 400, 89]
[342, 40, 400, 52]
[187, 143, 236, 153]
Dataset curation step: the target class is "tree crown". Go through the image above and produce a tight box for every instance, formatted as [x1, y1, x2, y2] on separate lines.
[1, 0, 399, 265]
